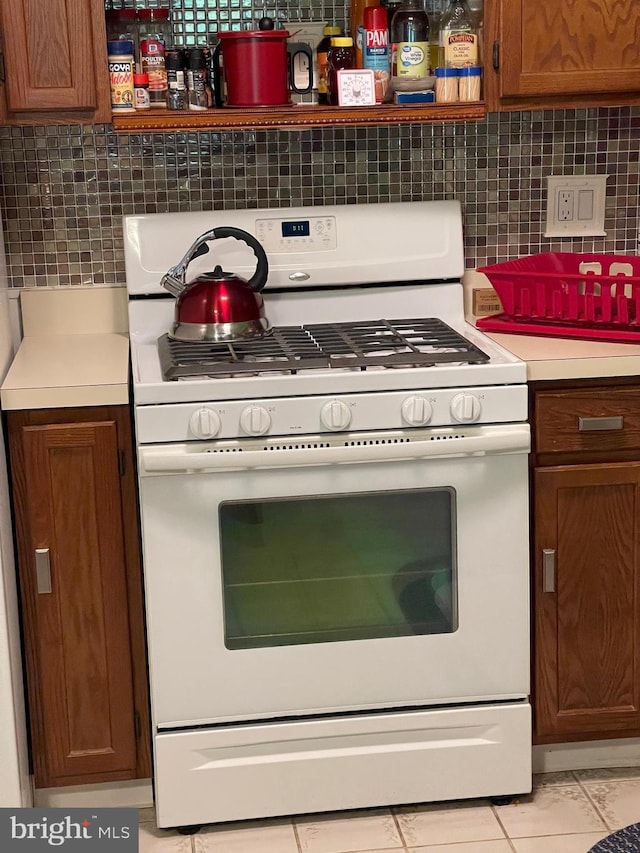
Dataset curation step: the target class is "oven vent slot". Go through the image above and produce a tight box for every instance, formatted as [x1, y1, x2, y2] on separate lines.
[345, 438, 412, 446]
[202, 433, 467, 455]
[261, 443, 333, 451]
[429, 434, 466, 440]
[343, 434, 465, 446]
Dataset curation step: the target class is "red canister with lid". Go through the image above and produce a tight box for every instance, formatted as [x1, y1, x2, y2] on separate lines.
[212, 18, 313, 108]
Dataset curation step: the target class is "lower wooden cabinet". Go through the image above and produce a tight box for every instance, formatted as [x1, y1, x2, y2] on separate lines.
[7, 406, 150, 788]
[532, 382, 640, 744]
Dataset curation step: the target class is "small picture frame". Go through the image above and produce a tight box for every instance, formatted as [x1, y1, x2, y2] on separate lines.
[337, 69, 376, 107]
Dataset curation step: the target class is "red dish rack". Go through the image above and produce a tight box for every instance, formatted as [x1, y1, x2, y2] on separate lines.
[476, 253, 640, 343]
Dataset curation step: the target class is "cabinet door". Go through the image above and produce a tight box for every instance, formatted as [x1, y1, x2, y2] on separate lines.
[0, 0, 111, 124]
[9, 411, 142, 787]
[486, 0, 640, 110]
[534, 462, 640, 742]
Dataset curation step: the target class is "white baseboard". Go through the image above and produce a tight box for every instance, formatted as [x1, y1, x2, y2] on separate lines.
[34, 779, 153, 809]
[533, 738, 640, 773]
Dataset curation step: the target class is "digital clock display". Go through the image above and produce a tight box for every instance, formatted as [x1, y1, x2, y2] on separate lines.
[282, 220, 310, 237]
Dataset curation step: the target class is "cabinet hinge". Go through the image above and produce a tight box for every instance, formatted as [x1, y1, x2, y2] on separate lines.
[134, 712, 142, 740]
[118, 448, 126, 477]
[492, 41, 500, 72]
[0, 53, 5, 83]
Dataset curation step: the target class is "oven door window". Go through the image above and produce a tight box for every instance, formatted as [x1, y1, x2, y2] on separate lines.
[220, 488, 457, 650]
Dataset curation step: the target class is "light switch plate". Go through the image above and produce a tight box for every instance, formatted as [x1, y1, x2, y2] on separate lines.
[545, 174, 608, 238]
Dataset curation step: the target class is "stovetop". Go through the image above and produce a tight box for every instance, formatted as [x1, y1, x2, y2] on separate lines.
[158, 318, 491, 381]
[125, 202, 527, 408]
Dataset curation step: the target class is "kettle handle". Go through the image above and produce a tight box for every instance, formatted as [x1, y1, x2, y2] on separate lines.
[211, 226, 269, 293]
[161, 226, 269, 297]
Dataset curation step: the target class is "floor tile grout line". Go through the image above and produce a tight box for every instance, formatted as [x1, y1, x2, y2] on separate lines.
[489, 802, 516, 845]
[505, 836, 518, 852]
[577, 779, 617, 833]
[389, 806, 412, 853]
[291, 816, 304, 853]
[292, 814, 406, 853]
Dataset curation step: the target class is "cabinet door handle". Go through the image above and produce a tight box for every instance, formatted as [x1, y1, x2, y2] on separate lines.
[542, 549, 556, 593]
[35, 548, 52, 594]
[578, 416, 623, 431]
[492, 41, 500, 71]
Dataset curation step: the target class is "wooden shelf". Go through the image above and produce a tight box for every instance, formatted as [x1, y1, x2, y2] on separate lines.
[111, 101, 486, 132]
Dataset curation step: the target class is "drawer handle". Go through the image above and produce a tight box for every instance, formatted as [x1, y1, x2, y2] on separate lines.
[35, 548, 51, 594]
[578, 416, 623, 432]
[542, 549, 556, 593]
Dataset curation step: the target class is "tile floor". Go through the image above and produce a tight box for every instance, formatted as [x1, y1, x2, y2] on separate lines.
[138, 767, 640, 853]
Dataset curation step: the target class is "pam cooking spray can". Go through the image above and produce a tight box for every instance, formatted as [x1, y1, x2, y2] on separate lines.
[363, 6, 390, 103]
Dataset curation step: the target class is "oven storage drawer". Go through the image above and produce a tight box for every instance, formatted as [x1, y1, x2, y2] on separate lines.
[153, 703, 532, 828]
[534, 387, 640, 455]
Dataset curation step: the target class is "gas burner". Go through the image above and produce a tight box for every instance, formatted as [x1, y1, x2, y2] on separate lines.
[157, 318, 491, 381]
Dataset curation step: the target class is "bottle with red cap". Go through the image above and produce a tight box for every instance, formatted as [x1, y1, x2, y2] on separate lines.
[362, 6, 390, 103]
[138, 7, 171, 106]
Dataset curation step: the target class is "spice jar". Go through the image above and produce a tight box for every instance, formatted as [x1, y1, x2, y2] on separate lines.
[327, 37, 355, 106]
[165, 49, 188, 110]
[107, 40, 135, 113]
[186, 48, 214, 110]
[140, 37, 168, 107]
[133, 72, 150, 109]
[458, 65, 482, 101]
[434, 66, 458, 102]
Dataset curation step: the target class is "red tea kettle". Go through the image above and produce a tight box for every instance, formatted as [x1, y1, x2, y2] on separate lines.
[160, 227, 270, 343]
[212, 18, 313, 108]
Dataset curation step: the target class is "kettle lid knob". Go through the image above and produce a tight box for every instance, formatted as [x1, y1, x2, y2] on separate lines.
[258, 16, 275, 30]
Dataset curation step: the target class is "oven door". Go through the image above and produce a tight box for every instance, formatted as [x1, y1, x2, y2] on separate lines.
[138, 423, 531, 728]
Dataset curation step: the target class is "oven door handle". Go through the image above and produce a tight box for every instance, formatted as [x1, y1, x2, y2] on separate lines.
[138, 425, 531, 474]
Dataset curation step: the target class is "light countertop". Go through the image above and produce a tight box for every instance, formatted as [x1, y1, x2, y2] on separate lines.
[3, 276, 640, 410]
[482, 331, 640, 382]
[463, 270, 640, 382]
[0, 288, 130, 411]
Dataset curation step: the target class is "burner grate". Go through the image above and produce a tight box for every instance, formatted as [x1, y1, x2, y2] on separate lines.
[158, 318, 490, 381]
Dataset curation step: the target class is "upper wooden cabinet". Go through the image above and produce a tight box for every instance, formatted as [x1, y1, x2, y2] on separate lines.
[0, 0, 111, 125]
[485, 0, 640, 111]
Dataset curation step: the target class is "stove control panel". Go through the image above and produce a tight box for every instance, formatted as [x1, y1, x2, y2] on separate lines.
[255, 216, 337, 253]
[136, 386, 528, 445]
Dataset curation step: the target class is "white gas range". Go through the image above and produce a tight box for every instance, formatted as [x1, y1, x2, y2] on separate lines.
[125, 201, 532, 831]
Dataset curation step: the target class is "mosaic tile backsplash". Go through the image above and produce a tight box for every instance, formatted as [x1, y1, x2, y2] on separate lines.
[0, 107, 638, 289]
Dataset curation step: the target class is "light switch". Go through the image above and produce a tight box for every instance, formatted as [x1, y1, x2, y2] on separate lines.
[577, 189, 594, 221]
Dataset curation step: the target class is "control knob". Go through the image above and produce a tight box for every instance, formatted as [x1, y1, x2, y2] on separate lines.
[240, 404, 271, 436]
[450, 393, 482, 423]
[189, 407, 221, 439]
[320, 399, 352, 432]
[401, 395, 433, 427]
